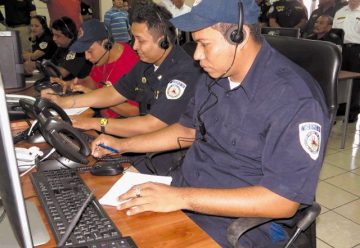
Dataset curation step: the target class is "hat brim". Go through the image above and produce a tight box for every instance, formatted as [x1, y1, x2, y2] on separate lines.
[69, 39, 93, 53]
[170, 12, 217, 32]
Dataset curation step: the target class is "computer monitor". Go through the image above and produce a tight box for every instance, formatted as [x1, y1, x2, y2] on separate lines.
[0, 31, 25, 89]
[261, 27, 300, 38]
[0, 73, 48, 247]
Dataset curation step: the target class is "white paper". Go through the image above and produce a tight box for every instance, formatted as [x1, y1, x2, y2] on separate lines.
[50, 107, 89, 116]
[99, 171, 172, 206]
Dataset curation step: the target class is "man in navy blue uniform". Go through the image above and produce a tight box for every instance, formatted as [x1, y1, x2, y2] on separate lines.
[42, 2, 203, 175]
[91, 0, 330, 247]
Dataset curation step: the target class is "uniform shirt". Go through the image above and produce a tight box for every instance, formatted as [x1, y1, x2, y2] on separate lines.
[1, 0, 36, 27]
[302, 5, 338, 37]
[114, 45, 203, 176]
[333, 5, 360, 44]
[176, 40, 330, 247]
[159, 0, 191, 17]
[104, 7, 131, 43]
[31, 31, 57, 61]
[51, 45, 92, 81]
[89, 42, 139, 118]
[258, 0, 272, 25]
[114, 45, 203, 124]
[307, 32, 343, 46]
[268, 0, 308, 28]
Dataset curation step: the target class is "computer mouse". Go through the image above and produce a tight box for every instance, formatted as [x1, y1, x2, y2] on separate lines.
[90, 161, 124, 176]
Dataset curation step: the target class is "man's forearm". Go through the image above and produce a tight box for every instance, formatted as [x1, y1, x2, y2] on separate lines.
[120, 123, 195, 154]
[178, 186, 300, 218]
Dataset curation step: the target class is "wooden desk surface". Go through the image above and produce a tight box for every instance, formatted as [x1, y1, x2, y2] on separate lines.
[339, 70, 360, 80]
[21, 170, 219, 248]
[12, 123, 219, 248]
[9, 83, 219, 248]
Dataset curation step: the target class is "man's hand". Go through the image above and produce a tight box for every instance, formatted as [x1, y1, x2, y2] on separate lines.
[91, 134, 125, 157]
[71, 84, 93, 94]
[50, 77, 70, 93]
[116, 183, 185, 215]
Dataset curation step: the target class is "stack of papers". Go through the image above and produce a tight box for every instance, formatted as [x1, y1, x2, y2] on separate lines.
[50, 107, 89, 116]
[99, 171, 172, 206]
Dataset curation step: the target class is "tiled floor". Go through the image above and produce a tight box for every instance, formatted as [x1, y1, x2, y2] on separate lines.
[316, 118, 360, 248]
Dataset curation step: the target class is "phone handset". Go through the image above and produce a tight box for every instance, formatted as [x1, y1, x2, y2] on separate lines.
[17, 97, 71, 144]
[43, 117, 90, 164]
[34, 59, 63, 93]
[34, 97, 71, 124]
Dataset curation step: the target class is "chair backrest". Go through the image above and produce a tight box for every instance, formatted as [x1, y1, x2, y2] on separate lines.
[264, 35, 341, 124]
[261, 27, 300, 38]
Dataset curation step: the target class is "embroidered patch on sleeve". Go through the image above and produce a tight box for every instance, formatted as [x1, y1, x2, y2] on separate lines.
[66, 51, 76, 60]
[299, 122, 321, 160]
[165, 79, 187, 100]
[39, 42, 48, 49]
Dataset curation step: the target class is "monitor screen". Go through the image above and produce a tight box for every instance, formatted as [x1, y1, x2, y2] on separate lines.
[261, 27, 300, 38]
[0, 31, 25, 89]
[0, 73, 33, 247]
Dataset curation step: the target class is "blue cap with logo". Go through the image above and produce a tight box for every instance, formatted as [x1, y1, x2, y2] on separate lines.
[70, 19, 108, 53]
[170, 0, 259, 32]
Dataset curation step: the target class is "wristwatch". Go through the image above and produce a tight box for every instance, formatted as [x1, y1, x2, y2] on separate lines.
[100, 118, 108, 133]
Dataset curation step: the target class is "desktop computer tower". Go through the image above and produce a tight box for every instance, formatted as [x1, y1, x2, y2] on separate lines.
[0, 31, 25, 89]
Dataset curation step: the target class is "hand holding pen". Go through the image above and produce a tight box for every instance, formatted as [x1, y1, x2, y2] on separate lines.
[91, 134, 121, 157]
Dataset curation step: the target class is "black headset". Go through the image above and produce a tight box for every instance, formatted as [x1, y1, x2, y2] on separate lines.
[35, 15, 48, 31]
[103, 23, 114, 51]
[155, 10, 170, 50]
[197, 0, 245, 141]
[226, 0, 245, 45]
[59, 17, 75, 40]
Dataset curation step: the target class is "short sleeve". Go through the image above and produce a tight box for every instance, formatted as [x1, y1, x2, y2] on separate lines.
[260, 98, 328, 204]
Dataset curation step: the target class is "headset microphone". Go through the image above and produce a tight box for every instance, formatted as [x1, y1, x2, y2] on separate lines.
[93, 50, 109, 65]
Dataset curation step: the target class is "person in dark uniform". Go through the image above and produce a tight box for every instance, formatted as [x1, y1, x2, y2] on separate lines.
[90, 0, 330, 247]
[23, 15, 57, 74]
[50, 16, 92, 81]
[302, 0, 338, 37]
[41, 2, 203, 175]
[268, 0, 308, 29]
[306, 15, 343, 45]
[0, 0, 37, 52]
[256, 0, 271, 26]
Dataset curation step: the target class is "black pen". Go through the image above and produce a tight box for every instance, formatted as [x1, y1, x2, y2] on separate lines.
[57, 190, 95, 247]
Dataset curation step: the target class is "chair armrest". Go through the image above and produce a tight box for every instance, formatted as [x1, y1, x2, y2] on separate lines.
[227, 217, 271, 247]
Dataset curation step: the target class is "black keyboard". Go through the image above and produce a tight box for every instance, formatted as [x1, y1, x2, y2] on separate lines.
[30, 169, 137, 248]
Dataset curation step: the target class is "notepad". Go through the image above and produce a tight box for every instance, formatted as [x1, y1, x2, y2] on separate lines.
[50, 107, 89, 116]
[99, 171, 172, 207]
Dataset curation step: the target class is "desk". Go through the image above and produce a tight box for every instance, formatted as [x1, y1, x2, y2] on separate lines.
[338, 70, 360, 149]
[11, 121, 219, 248]
[20, 170, 219, 248]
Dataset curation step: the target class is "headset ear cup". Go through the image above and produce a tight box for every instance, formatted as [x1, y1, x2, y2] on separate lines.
[159, 38, 169, 50]
[103, 41, 112, 51]
[226, 26, 244, 45]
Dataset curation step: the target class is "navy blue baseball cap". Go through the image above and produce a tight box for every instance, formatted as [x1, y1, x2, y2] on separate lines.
[170, 0, 259, 32]
[70, 19, 108, 53]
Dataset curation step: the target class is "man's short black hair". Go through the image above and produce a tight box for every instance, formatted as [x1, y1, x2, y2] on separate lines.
[129, 1, 176, 45]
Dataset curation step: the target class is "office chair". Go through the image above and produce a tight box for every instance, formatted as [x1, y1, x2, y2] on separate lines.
[227, 36, 341, 248]
[261, 27, 301, 38]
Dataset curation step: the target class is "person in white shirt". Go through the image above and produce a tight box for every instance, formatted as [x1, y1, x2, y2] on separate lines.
[333, 0, 360, 122]
[158, 0, 191, 17]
